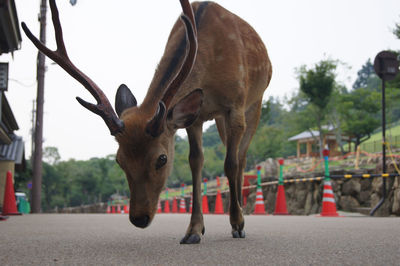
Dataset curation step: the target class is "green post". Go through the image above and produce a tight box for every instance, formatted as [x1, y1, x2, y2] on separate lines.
[181, 183, 185, 197]
[256, 166, 262, 188]
[165, 188, 169, 200]
[203, 178, 207, 195]
[278, 159, 284, 185]
[322, 149, 330, 181]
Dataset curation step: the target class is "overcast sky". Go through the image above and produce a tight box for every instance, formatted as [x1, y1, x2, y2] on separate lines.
[3, 0, 400, 161]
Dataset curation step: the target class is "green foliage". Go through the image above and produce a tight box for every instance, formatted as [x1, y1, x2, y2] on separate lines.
[18, 147, 129, 211]
[247, 125, 284, 167]
[202, 124, 221, 147]
[394, 21, 400, 39]
[353, 59, 375, 90]
[297, 59, 338, 156]
[299, 60, 336, 110]
[170, 136, 191, 186]
[340, 88, 381, 147]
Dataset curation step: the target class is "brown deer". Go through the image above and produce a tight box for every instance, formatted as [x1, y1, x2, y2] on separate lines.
[22, 0, 272, 244]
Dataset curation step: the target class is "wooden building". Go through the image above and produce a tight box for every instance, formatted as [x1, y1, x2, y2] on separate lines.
[288, 128, 351, 158]
[0, 0, 25, 209]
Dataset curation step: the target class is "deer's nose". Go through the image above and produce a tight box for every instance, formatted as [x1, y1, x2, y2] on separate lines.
[129, 215, 150, 228]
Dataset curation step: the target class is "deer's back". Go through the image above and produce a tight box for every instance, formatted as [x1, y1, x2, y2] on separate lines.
[149, 1, 272, 121]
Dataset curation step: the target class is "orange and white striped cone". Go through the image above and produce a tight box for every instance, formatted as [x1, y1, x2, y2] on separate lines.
[319, 180, 340, 217]
[172, 197, 178, 213]
[124, 205, 129, 214]
[253, 186, 266, 215]
[214, 189, 224, 214]
[202, 178, 209, 214]
[274, 185, 289, 215]
[117, 205, 121, 214]
[106, 204, 111, 214]
[202, 195, 209, 214]
[157, 200, 162, 213]
[189, 196, 193, 213]
[164, 200, 170, 213]
[179, 198, 186, 213]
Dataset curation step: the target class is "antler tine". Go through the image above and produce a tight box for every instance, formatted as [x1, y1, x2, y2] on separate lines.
[21, 0, 124, 136]
[180, 0, 196, 35]
[161, 0, 198, 110]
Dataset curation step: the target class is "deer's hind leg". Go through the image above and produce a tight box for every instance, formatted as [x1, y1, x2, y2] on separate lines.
[236, 100, 263, 208]
[222, 100, 262, 239]
[222, 108, 246, 238]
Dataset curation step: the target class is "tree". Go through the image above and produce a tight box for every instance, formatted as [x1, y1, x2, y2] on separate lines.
[326, 85, 348, 155]
[298, 59, 337, 157]
[340, 88, 381, 149]
[43, 146, 61, 165]
[353, 59, 375, 90]
[259, 97, 286, 126]
[247, 125, 285, 167]
[394, 21, 400, 39]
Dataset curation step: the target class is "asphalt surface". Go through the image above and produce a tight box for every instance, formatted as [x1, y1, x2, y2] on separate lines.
[1, 213, 399, 265]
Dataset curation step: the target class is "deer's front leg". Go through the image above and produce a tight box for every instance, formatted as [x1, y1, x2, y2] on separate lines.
[180, 122, 204, 244]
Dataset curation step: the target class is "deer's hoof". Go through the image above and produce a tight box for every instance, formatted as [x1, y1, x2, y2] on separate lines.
[180, 234, 201, 244]
[232, 229, 246, 238]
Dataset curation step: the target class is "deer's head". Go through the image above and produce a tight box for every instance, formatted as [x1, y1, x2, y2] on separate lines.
[114, 86, 202, 228]
[22, 0, 201, 228]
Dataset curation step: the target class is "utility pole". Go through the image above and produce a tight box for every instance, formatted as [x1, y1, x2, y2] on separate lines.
[31, 0, 47, 213]
[30, 100, 36, 165]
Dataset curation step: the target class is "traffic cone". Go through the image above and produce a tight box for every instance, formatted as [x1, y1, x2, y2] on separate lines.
[172, 197, 178, 213]
[164, 200, 170, 213]
[214, 190, 224, 214]
[157, 200, 162, 213]
[179, 198, 186, 213]
[274, 185, 289, 215]
[116, 205, 121, 214]
[202, 195, 209, 214]
[2, 171, 21, 216]
[111, 205, 116, 214]
[253, 186, 266, 215]
[106, 204, 111, 214]
[189, 196, 192, 213]
[124, 205, 129, 213]
[319, 180, 340, 217]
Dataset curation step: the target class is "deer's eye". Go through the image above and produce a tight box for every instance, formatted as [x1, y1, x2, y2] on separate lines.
[156, 154, 167, 170]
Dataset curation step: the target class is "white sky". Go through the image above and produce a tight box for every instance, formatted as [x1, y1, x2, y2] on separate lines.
[2, 0, 400, 160]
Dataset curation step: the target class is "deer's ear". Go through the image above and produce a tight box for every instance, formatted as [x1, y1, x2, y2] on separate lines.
[167, 89, 203, 129]
[115, 84, 137, 117]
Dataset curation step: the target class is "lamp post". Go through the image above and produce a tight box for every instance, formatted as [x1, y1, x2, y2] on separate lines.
[370, 51, 399, 216]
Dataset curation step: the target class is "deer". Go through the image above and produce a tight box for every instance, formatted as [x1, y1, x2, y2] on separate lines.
[22, 0, 272, 244]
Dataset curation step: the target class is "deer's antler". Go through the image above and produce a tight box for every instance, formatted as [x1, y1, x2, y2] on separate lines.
[21, 0, 124, 136]
[146, 0, 198, 137]
[161, 0, 198, 111]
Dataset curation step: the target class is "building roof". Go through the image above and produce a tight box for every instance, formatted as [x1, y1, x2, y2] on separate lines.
[0, 0, 22, 54]
[0, 134, 24, 164]
[288, 130, 320, 141]
[288, 125, 336, 142]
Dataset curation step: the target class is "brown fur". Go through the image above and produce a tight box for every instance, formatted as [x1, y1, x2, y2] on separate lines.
[24, 0, 272, 243]
[117, 1, 271, 242]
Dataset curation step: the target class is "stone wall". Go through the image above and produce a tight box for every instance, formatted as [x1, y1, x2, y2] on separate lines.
[240, 173, 399, 216]
[161, 157, 400, 217]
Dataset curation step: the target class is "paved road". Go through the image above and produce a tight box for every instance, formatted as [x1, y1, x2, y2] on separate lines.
[1, 213, 399, 265]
